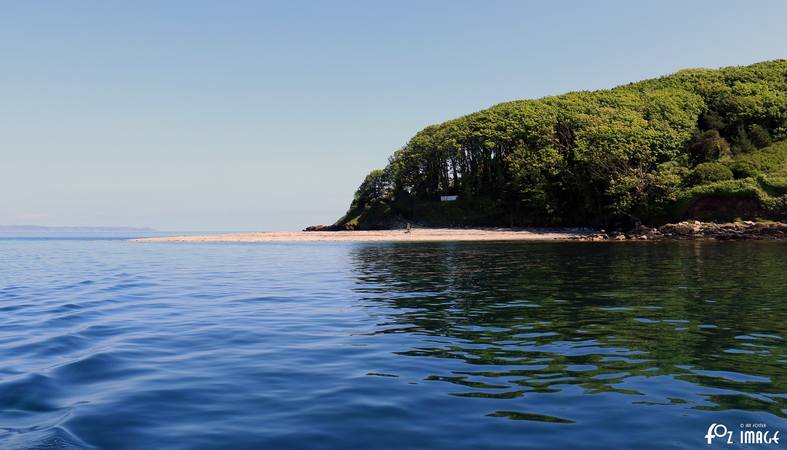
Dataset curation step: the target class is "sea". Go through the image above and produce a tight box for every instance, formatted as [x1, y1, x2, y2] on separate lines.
[0, 233, 784, 449]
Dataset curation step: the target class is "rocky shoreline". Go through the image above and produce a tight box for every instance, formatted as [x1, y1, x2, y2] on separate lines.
[573, 221, 787, 241]
[305, 220, 787, 242]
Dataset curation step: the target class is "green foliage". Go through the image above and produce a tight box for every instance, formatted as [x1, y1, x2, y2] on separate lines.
[726, 159, 760, 179]
[731, 139, 787, 174]
[758, 173, 787, 196]
[673, 177, 786, 220]
[685, 162, 734, 187]
[337, 60, 787, 228]
[731, 126, 756, 154]
[748, 124, 772, 148]
[688, 130, 730, 165]
[351, 169, 392, 209]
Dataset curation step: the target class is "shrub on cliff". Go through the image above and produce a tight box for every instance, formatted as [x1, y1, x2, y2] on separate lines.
[737, 140, 787, 174]
[686, 163, 734, 187]
[727, 160, 760, 179]
[688, 130, 730, 165]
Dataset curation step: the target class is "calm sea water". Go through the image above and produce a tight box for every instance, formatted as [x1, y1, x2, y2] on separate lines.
[0, 236, 785, 449]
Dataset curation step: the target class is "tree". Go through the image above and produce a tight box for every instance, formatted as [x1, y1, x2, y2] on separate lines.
[336, 60, 787, 229]
[688, 130, 730, 165]
[352, 169, 392, 209]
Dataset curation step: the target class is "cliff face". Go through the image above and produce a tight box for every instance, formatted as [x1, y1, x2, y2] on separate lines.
[336, 60, 787, 230]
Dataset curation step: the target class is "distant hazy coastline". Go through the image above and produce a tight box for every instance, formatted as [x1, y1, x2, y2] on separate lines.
[0, 225, 155, 233]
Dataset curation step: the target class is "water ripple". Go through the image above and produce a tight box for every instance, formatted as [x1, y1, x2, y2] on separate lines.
[0, 239, 784, 449]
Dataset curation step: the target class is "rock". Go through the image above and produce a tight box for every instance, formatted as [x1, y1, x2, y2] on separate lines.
[573, 221, 787, 241]
[303, 224, 349, 232]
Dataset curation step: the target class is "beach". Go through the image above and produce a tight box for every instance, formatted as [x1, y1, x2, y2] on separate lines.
[131, 228, 588, 243]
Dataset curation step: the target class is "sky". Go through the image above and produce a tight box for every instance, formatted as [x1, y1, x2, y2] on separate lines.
[0, 1, 785, 231]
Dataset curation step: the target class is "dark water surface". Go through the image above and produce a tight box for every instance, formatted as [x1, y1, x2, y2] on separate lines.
[0, 238, 785, 449]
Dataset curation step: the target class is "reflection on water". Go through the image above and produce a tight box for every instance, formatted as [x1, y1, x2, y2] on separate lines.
[0, 239, 784, 449]
[351, 242, 787, 424]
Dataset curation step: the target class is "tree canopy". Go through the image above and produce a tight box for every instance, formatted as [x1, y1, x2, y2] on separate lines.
[337, 60, 787, 229]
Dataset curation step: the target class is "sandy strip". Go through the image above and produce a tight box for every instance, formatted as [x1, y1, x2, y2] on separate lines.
[130, 228, 588, 243]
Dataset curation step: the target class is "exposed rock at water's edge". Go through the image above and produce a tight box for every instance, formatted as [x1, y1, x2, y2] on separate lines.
[572, 221, 787, 241]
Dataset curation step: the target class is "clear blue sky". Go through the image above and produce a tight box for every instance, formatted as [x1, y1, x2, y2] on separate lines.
[1, 1, 785, 231]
